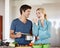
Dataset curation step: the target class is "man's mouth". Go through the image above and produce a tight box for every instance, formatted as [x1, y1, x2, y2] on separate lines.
[38, 16, 40, 18]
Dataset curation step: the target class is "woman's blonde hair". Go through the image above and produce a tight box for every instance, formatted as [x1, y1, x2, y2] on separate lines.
[36, 8, 47, 20]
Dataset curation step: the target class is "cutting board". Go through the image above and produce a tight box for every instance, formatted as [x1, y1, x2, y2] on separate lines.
[15, 46, 32, 48]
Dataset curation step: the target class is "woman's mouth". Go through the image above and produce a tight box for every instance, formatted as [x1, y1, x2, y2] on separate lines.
[38, 16, 40, 18]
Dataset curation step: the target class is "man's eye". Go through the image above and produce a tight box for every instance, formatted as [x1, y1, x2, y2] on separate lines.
[38, 12, 40, 14]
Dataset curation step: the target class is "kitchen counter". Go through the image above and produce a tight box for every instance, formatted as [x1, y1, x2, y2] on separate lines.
[0, 46, 60, 48]
[15, 46, 32, 48]
[0, 46, 32, 48]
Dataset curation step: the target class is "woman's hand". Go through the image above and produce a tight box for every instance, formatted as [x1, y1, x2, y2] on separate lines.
[35, 36, 40, 40]
[37, 36, 40, 40]
[33, 18, 38, 25]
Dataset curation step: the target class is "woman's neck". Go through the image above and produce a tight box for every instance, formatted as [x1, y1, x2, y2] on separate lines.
[40, 18, 44, 22]
[40, 19, 45, 27]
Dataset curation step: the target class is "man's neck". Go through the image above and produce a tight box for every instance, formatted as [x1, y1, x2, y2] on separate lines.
[19, 15, 27, 24]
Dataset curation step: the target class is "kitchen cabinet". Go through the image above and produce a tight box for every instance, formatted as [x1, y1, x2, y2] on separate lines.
[0, 16, 3, 40]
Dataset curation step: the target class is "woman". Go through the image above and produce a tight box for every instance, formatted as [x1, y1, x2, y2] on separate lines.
[32, 8, 51, 48]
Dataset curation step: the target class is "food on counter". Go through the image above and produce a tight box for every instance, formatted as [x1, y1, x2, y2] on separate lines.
[0, 40, 5, 46]
[9, 42, 15, 47]
[0, 40, 18, 47]
[29, 43, 33, 46]
[9, 42, 18, 47]
[32, 45, 42, 48]
[5, 42, 10, 46]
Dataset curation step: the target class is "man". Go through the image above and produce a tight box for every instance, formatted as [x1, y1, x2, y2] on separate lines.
[10, 5, 32, 45]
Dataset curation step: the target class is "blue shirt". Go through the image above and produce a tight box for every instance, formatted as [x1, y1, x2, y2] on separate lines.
[32, 19, 51, 44]
[10, 18, 32, 45]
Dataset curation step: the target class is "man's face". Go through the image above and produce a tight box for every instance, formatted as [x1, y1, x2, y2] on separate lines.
[22, 9, 31, 18]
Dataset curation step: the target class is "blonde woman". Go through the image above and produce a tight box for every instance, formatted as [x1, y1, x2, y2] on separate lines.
[32, 8, 51, 48]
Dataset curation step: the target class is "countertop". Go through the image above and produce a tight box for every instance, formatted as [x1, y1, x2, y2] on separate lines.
[0, 46, 60, 48]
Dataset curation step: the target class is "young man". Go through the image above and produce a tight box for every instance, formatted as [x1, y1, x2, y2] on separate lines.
[10, 5, 32, 45]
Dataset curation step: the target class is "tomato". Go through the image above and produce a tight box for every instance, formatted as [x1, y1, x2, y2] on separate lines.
[29, 43, 33, 46]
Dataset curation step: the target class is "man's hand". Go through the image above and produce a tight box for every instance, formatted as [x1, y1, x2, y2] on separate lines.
[15, 32, 22, 38]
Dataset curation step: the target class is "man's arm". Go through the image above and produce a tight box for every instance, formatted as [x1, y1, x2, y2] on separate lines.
[10, 30, 16, 39]
[10, 30, 22, 39]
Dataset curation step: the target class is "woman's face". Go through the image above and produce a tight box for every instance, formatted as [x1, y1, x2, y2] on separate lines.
[36, 10, 44, 20]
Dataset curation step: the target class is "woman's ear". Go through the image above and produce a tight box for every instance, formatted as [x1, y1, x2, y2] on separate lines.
[44, 14, 47, 20]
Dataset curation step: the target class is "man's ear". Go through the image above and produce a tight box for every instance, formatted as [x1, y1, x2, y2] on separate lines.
[22, 10, 25, 14]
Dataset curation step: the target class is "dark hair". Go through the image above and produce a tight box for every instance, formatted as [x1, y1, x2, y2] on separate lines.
[20, 4, 32, 15]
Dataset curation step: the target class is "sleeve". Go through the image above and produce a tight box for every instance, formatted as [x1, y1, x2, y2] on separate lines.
[38, 21, 51, 40]
[10, 20, 16, 31]
[30, 22, 33, 35]
[32, 23, 39, 36]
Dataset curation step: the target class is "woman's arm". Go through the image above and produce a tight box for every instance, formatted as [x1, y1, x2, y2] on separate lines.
[32, 23, 39, 36]
[38, 21, 51, 40]
[31, 23, 39, 43]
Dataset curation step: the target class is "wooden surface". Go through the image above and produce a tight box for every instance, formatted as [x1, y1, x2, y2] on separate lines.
[0, 46, 60, 48]
[15, 46, 32, 48]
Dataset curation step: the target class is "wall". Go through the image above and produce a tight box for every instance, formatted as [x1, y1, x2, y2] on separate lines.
[0, 0, 5, 40]
[0, 0, 5, 16]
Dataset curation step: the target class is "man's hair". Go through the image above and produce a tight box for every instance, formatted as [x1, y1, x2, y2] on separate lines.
[20, 4, 32, 15]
